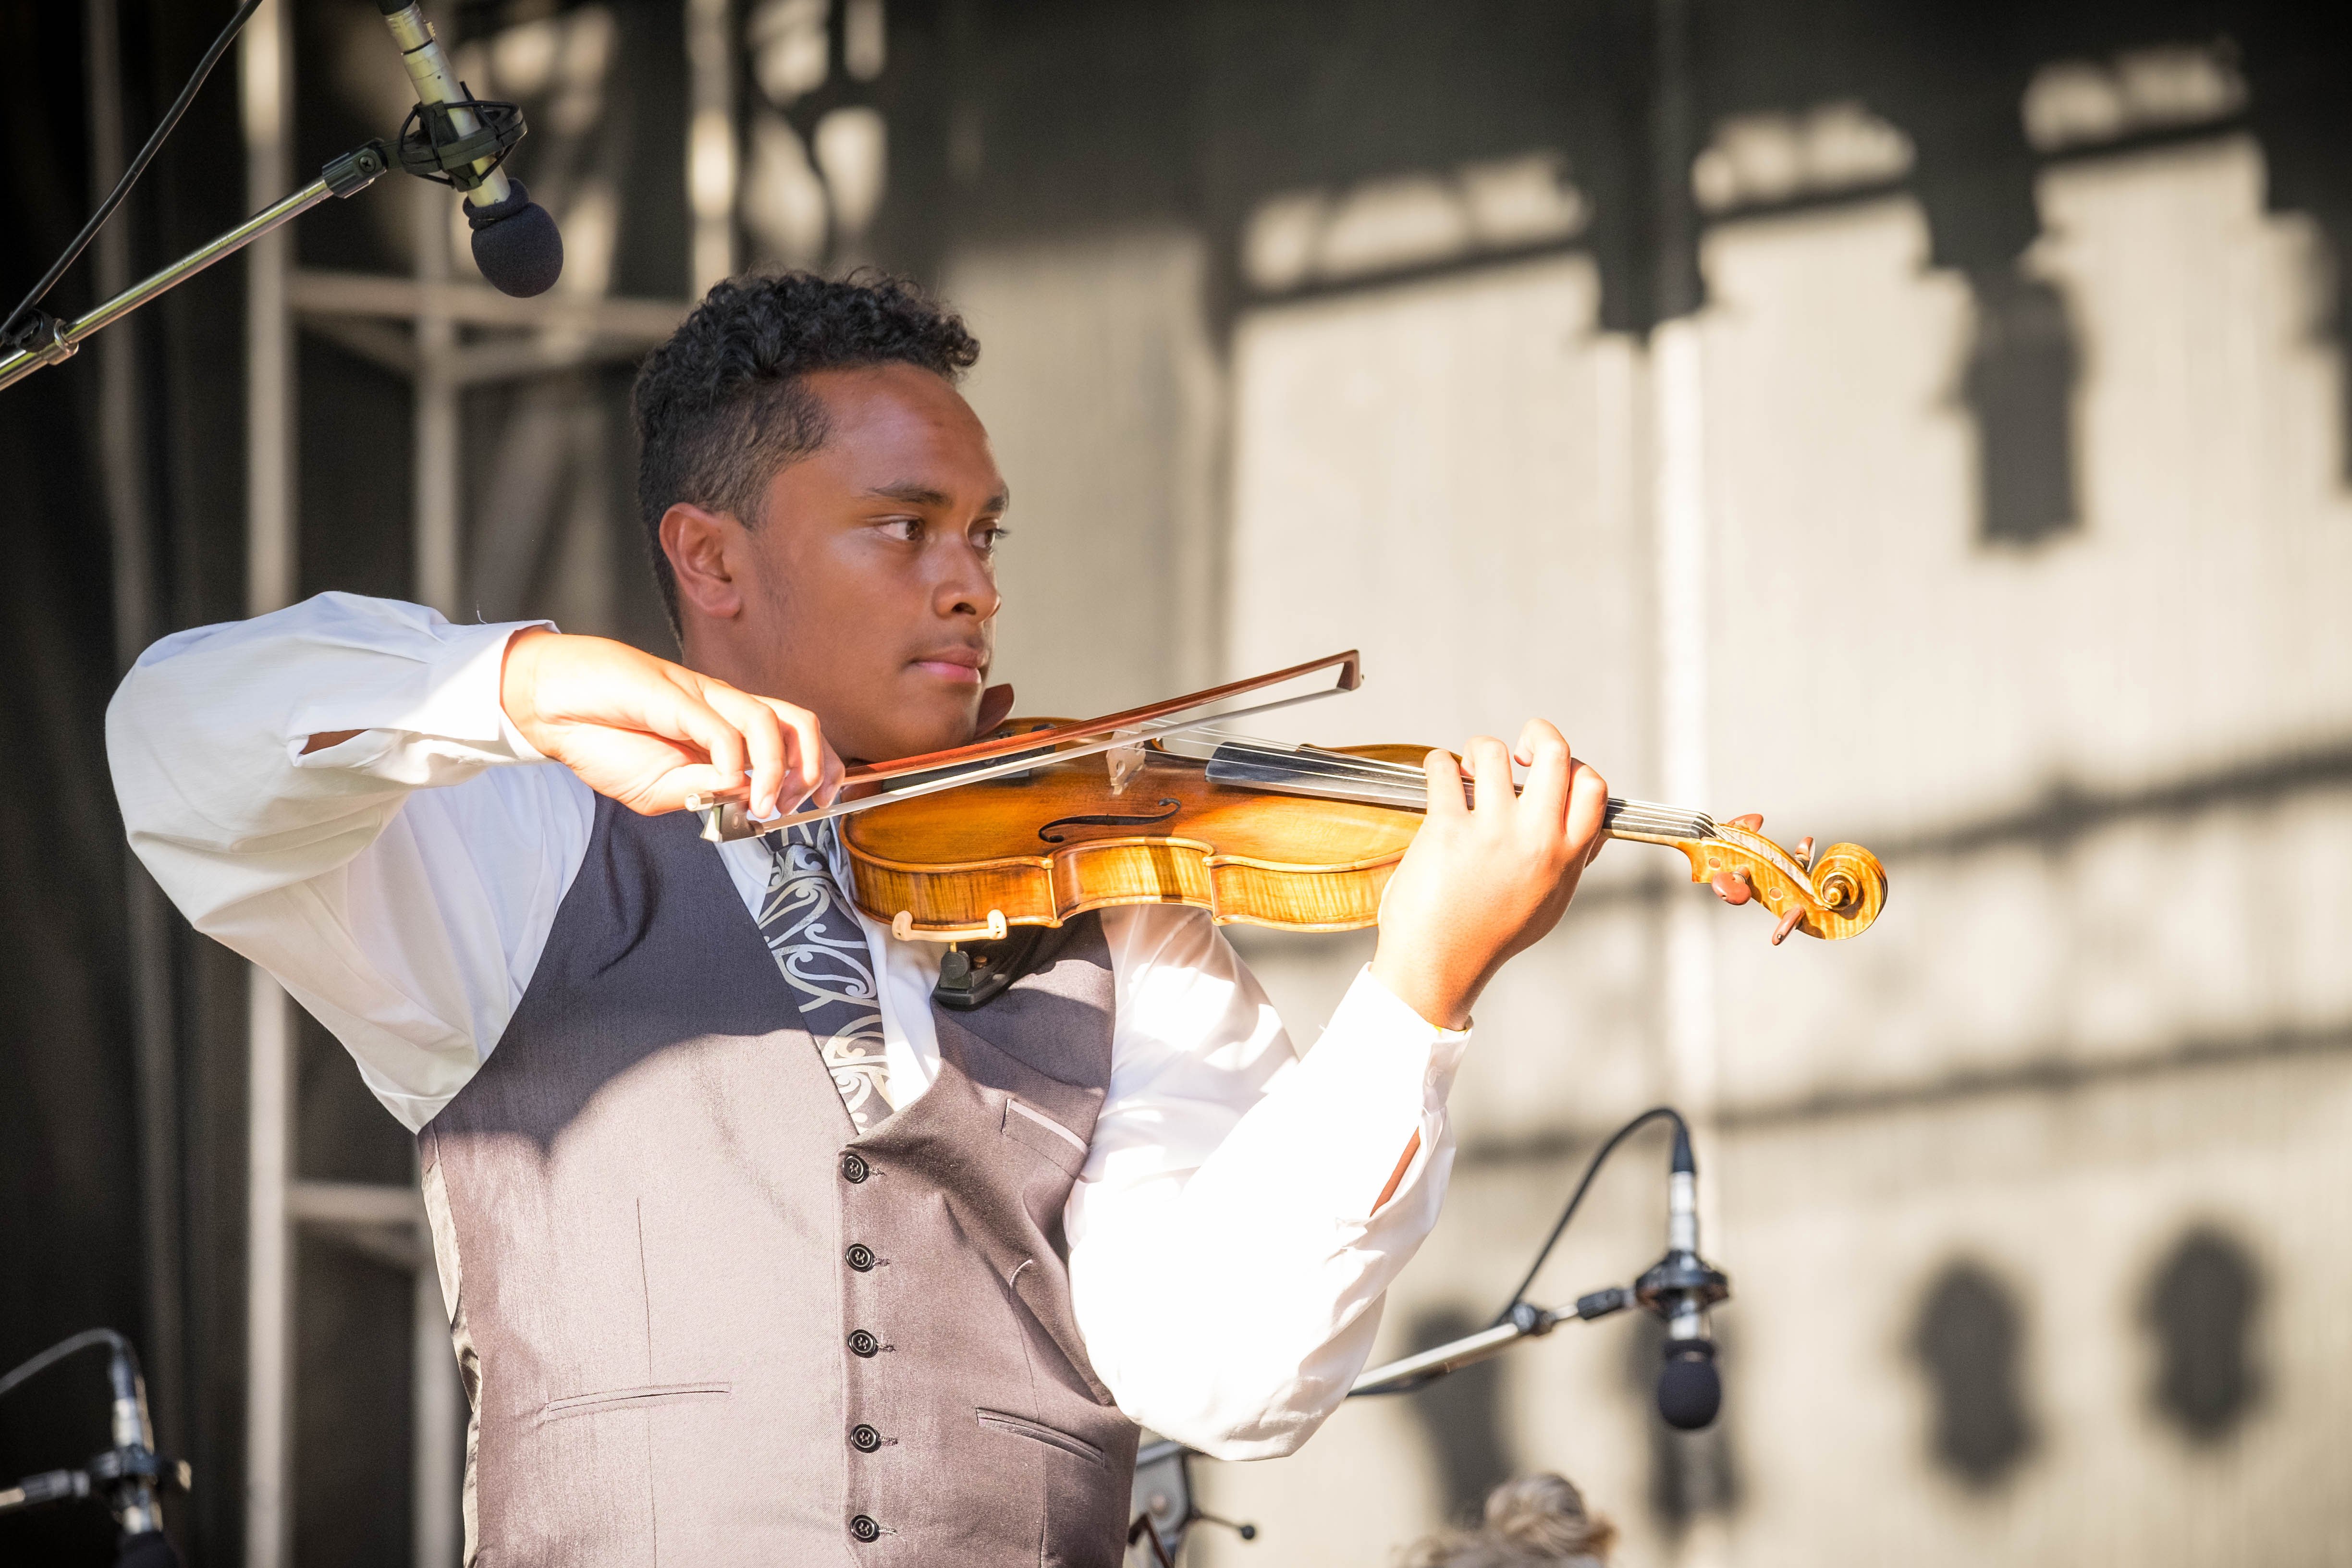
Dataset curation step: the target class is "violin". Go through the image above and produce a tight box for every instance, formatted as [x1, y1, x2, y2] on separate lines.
[688, 651, 1886, 951]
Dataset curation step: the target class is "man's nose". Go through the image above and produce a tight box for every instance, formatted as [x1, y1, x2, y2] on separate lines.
[933, 538, 1000, 620]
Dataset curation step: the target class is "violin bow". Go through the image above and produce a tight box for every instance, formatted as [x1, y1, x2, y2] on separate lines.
[685, 649, 1364, 843]
[685, 653, 1889, 943]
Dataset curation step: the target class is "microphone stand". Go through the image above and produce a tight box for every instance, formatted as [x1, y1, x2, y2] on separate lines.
[1129, 1109, 1731, 1565]
[0, 1329, 191, 1566]
[0, 141, 392, 393]
[1127, 1281, 1672, 1566]
[0, 45, 540, 395]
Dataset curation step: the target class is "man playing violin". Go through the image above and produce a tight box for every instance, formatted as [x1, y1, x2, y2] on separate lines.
[110, 273, 1616, 1565]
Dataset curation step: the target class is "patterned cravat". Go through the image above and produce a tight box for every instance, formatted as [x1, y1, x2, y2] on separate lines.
[758, 821, 893, 1133]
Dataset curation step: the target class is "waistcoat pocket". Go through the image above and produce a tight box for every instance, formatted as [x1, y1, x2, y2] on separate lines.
[975, 1408, 1108, 1468]
[537, 1382, 732, 1423]
[1003, 1096, 1090, 1172]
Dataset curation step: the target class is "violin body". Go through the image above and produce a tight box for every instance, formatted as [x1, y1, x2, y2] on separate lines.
[841, 727, 1887, 944]
[845, 737, 1424, 936]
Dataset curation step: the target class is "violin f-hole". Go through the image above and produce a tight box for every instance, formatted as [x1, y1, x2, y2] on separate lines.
[1037, 800, 1182, 844]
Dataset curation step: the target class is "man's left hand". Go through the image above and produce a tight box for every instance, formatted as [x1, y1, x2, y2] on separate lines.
[1368, 719, 1608, 1030]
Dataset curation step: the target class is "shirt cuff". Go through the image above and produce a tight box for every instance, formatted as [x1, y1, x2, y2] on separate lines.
[1324, 964, 1472, 1094]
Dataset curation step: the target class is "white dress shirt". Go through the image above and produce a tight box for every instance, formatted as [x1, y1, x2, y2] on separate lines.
[106, 592, 1471, 1458]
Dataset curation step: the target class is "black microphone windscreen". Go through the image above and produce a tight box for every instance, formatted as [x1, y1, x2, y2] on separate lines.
[1656, 1348, 1722, 1431]
[466, 178, 564, 298]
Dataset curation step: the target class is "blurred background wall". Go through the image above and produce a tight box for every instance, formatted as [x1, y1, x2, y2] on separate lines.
[3, 1, 2348, 1564]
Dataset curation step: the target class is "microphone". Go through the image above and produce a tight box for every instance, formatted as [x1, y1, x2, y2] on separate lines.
[0, 1330, 187, 1561]
[1634, 1121, 1730, 1431]
[103, 1340, 161, 1538]
[375, 0, 563, 297]
[102, 1337, 186, 1566]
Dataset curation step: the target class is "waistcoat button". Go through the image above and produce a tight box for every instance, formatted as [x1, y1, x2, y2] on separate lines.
[849, 1514, 882, 1543]
[840, 1152, 870, 1184]
[847, 1329, 880, 1357]
[845, 1243, 876, 1271]
[850, 1423, 882, 1453]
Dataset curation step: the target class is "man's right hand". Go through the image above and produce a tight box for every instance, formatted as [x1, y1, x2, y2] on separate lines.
[492, 628, 841, 819]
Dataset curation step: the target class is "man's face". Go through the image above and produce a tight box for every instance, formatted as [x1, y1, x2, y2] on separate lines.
[675, 362, 1008, 764]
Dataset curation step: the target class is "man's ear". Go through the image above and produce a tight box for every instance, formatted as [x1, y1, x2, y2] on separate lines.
[661, 502, 746, 621]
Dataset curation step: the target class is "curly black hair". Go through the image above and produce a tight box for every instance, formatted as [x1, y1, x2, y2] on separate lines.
[631, 270, 980, 633]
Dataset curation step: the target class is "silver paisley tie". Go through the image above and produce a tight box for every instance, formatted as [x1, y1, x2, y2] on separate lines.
[759, 821, 893, 1133]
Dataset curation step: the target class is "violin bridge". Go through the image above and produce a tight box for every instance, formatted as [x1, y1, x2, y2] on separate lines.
[1106, 728, 1146, 796]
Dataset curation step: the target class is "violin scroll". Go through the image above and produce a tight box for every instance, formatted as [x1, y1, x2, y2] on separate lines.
[1681, 814, 1887, 943]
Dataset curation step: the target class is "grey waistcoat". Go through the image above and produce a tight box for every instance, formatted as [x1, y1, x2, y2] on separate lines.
[418, 796, 1139, 1566]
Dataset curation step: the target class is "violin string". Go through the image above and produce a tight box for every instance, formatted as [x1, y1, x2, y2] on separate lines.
[1283, 747, 1708, 831]
[1224, 739, 1640, 812]
[1255, 762, 1715, 838]
[1200, 738, 1716, 838]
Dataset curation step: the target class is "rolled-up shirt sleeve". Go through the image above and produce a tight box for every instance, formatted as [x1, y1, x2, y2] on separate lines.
[107, 591, 589, 1129]
[1066, 907, 1469, 1459]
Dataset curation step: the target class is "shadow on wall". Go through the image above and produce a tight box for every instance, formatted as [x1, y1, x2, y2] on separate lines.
[1910, 1259, 2037, 1490]
[1399, 1298, 1755, 1536]
[1908, 1228, 2266, 1494]
[2141, 1225, 2264, 1445]
[1625, 1313, 1740, 1534]
[1405, 1305, 1516, 1525]
[1963, 273, 2081, 548]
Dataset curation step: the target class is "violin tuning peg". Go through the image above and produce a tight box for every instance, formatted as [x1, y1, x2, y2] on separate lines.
[1729, 812, 1764, 832]
[1710, 869, 1753, 906]
[1795, 835, 1815, 870]
[1771, 906, 1805, 945]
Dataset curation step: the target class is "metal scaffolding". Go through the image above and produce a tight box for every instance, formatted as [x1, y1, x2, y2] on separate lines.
[236, 3, 710, 1562]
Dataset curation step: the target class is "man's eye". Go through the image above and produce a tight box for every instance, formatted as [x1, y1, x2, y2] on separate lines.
[880, 517, 924, 543]
[975, 524, 1011, 554]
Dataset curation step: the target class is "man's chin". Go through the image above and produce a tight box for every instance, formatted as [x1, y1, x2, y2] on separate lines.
[874, 688, 985, 760]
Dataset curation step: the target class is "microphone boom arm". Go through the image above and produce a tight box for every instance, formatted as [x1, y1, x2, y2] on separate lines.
[0, 141, 391, 394]
[1346, 1286, 1642, 1398]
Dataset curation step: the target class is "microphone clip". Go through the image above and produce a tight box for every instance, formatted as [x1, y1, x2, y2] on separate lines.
[1633, 1248, 1731, 1323]
[395, 91, 527, 192]
[0, 1440, 189, 1528]
[0, 308, 74, 368]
